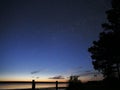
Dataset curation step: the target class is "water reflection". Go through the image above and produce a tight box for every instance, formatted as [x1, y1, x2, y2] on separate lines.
[0, 83, 67, 89]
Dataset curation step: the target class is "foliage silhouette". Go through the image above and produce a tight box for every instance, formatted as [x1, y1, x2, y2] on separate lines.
[88, 0, 120, 79]
[66, 76, 84, 90]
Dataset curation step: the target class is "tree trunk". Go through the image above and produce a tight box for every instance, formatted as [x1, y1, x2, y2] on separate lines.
[116, 63, 120, 80]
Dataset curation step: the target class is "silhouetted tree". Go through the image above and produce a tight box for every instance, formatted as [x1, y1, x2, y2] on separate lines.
[66, 75, 84, 90]
[88, 0, 120, 79]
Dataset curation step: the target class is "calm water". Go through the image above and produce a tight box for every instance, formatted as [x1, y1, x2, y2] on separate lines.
[0, 83, 67, 89]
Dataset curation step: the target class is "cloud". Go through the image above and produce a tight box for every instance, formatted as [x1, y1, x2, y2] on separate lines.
[36, 77, 39, 79]
[85, 70, 92, 73]
[31, 70, 40, 74]
[65, 66, 83, 75]
[49, 75, 65, 79]
[31, 69, 46, 74]
[78, 70, 100, 76]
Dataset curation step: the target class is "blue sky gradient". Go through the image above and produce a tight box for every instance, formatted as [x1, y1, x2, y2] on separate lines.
[0, 0, 110, 82]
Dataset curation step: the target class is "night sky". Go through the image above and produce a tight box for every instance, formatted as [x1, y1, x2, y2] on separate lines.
[0, 0, 110, 82]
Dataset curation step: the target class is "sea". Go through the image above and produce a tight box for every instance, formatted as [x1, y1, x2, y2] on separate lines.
[0, 83, 68, 90]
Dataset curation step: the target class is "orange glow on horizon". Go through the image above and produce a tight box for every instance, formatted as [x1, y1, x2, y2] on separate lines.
[0, 77, 94, 83]
[0, 74, 103, 82]
[0, 77, 68, 82]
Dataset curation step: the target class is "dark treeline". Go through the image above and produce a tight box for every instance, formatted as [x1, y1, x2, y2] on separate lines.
[67, 0, 120, 90]
[88, 0, 120, 80]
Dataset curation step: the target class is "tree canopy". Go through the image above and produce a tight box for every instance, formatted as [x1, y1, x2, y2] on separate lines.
[88, 0, 120, 79]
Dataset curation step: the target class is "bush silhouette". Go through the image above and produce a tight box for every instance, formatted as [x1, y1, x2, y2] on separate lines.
[66, 76, 84, 90]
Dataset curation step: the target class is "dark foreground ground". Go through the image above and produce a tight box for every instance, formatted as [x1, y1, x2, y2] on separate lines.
[12, 82, 120, 90]
[1, 79, 120, 90]
[83, 80, 120, 90]
[66, 79, 120, 90]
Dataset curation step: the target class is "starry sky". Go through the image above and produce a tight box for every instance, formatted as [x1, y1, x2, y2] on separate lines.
[0, 0, 110, 82]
